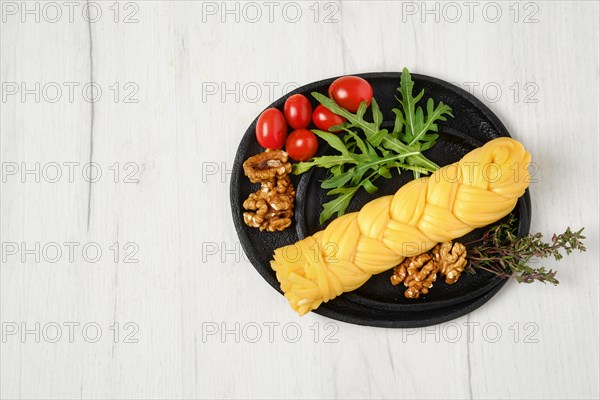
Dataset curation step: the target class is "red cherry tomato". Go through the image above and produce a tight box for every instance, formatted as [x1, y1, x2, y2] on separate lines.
[256, 108, 287, 149]
[284, 94, 312, 130]
[328, 76, 373, 112]
[312, 105, 346, 133]
[285, 129, 319, 161]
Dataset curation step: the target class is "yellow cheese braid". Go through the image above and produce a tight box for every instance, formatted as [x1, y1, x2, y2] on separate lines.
[270, 137, 532, 315]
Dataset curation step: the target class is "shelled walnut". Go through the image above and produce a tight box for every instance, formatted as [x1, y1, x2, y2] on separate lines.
[390, 241, 468, 298]
[393, 253, 439, 298]
[243, 149, 292, 184]
[433, 241, 467, 284]
[243, 176, 295, 232]
[242, 150, 296, 232]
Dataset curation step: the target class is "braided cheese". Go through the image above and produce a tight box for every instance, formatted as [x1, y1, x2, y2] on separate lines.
[271, 137, 531, 315]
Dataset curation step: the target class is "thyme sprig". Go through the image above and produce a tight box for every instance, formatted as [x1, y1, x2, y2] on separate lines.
[466, 214, 586, 284]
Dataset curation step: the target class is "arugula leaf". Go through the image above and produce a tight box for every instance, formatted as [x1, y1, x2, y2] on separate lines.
[312, 92, 382, 145]
[362, 178, 379, 195]
[312, 130, 353, 158]
[391, 109, 404, 139]
[388, 67, 453, 179]
[321, 172, 354, 190]
[320, 172, 380, 224]
[320, 186, 360, 225]
[292, 154, 357, 174]
[397, 67, 424, 140]
[395, 67, 453, 147]
[371, 98, 383, 130]
[408, 98, 453, 146]
[344, 130, 370, 156]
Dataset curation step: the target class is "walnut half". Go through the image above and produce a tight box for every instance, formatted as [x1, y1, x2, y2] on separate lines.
[390, 241, 468, 298]
[433, 242, 467, 284]
[243, 149, 291, 184]
[391, 254, 438, 299]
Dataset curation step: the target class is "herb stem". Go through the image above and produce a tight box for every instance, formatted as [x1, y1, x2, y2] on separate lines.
[355, 151, 420, 174]
[381, 137, 439, 171]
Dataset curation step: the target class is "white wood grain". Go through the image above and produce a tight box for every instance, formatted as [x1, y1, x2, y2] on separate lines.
[1, 1, 598, 399]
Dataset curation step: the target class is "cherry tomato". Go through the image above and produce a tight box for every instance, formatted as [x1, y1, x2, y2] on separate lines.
[256, 108, 287, 149]
[328, 76, 373, 112]
[284, 94, 312, 130]
[312, 105, 346, 133]
[285, 129, 319, 161]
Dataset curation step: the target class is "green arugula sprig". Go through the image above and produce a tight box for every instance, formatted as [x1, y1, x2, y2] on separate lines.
[466, 214, 587, 284]
[294, 129, 425, 224]
[392, 68, 453, 177]
[293, 68, 453, 224]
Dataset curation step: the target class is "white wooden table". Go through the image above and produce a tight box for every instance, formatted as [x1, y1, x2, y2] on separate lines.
[1, 1, 599, 399]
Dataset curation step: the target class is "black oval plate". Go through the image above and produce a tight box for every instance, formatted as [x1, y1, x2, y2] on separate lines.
[230, 72, 532, 328]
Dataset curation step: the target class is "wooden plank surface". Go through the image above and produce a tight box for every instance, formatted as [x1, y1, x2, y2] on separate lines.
[1, 1, 598, 399]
